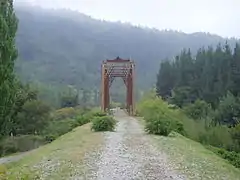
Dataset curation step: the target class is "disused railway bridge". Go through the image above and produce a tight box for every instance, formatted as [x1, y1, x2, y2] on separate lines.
[101, 57, 135, 115]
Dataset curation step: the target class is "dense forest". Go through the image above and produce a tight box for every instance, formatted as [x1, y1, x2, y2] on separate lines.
[153, 43, 240, 167]
[14, 4, 239, 105]
[156, 43, 240, 126]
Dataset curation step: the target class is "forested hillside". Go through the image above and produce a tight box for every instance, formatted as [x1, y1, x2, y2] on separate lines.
[154, 43, 240, 167]
[15, 4, 238, 94]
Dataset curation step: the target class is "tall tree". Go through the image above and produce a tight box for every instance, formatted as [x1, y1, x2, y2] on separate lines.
[156, 43, 240, 110]
[0, 0, 18, 135]
[156, 60, 175, 98]
[230, 43, 240, 96]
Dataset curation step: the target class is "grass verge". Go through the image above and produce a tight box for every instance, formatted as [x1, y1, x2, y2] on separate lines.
[151, 132, 240, 180]
[136, 117, 240, 180]
[3, 123, 103, 180]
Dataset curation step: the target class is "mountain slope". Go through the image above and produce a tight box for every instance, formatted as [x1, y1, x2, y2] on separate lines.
[15, 5, 239, 91]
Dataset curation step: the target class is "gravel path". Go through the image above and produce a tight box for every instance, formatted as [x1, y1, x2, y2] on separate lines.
[88, 109, 185, 180]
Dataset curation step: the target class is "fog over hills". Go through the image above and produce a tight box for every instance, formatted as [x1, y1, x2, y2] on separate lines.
[14, 4, 239, 93]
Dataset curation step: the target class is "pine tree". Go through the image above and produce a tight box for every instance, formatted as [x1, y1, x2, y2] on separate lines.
[156, 43, 240, 109]
[0, 0, 18, 135]
[156, 60, 175, 98]
[230, 43, 240, 96]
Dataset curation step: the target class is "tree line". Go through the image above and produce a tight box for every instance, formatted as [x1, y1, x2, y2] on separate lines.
[157, 42, 240, 127]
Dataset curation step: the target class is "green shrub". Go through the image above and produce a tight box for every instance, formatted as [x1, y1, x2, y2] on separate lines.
[213, 92, 240, 126]
[92, 111, 107, 117]
[231, 124, 240, 152]
[138, 97, 186, 136]
[41, 119, 79, 142]
[170, 108, 208, 141]
[207, 146, 240, 168]
[42, 107, 93, 142]
[15, 100, 52, 135]
[76, 115, 90, 126]
[53, 107, 78, 120]
[145, 113, 185, 136]
[145, 115, 172, 136]
[0, 135, 46, 156]
[91, 116, 116, 132]
[138, 91, 240, 167]
[183, 99, 212, 120]
[198, 125, 234, 150]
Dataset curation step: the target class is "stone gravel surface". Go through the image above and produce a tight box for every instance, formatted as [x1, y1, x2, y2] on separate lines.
[87, 109, 186, 180]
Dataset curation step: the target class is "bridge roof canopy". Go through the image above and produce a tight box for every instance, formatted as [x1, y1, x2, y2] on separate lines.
[105, 56, 131, 63]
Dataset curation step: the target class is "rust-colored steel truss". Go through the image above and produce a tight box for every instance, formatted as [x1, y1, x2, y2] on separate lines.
[101, 57, 135, 115]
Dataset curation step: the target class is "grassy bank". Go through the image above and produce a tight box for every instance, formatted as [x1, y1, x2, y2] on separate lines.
[136, 93, 240, 168]
[2, 123, 104, 179]
[0, 107, 100, 157]
[151, 132, 240, 180]
[135, 116, 240, 179]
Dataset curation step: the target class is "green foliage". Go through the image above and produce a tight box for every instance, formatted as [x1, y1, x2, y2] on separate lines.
[231, 124, 240, 151]
[15, 100, 52, 135]
[183, 99, 212, 120]
[75, 115, 89, 126]
[54, 107, 78, 120]
[0, 165, 7, 180]
[170, 86, 195, 107]
[199, 126, 234, 150]
[91, 116, 116, 132]
[157, 43, 240, 126]
[0, 135, 46, 156]
[153, 37, 240, 168]
[156, 60, 175, 99]
[60, 87, 79, 108]
[42, 118, 80, 142]
[213, 92, 240, 126]
[207, 146, 240, 168]
[0, 0, 18, 135]
[91, 111, 107, 117]
[145, 114, 185, 136]
[43, 108, 92, 142]
[138, 93, 240, 168]
[60, 94, 78, 108]
[138, 97, 185, 136]
[10, 82, 38, 134]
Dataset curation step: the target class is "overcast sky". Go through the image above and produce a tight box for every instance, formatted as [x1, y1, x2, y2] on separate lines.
[17, 0, 240, 38]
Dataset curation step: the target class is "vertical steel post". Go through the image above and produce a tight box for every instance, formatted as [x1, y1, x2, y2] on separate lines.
[128, 68, 133, 115]
[105, 73, 109, 111]
[101, 62, 105, 111]
[131, 62, 135, 115]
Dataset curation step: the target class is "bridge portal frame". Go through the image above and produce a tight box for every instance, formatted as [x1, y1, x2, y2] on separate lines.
[101, 57, 135, 115]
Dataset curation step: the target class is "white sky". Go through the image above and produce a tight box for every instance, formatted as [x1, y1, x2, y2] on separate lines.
[16, 0, 240, 38]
